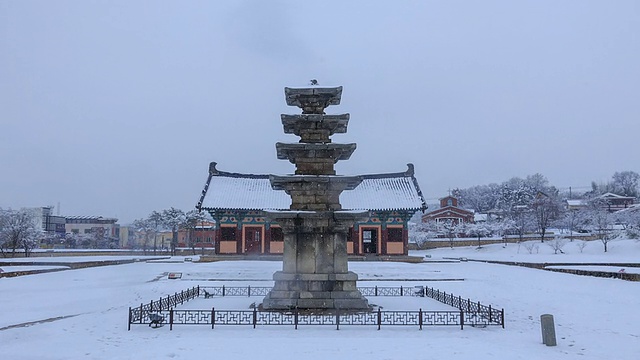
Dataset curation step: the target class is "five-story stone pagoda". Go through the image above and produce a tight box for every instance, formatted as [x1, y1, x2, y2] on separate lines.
[262, 86, 369, 310]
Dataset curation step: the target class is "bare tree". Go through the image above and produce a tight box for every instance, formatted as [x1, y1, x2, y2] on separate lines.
[522, 241, 539, 254]
[555, 209, 581, 241]
[148, 211, 164, 254]
[509, 206, 536, 243]
[182, 210, 208, 255]
[0, 209, 41, 257]
[581, 199, 615, 252]
[532, 192, 561, 242]
[577, 240, 588, 253]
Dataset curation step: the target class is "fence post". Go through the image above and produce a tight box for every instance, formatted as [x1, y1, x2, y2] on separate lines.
[211, 307, 215, 329]
[128, 307, 132, 331]
[336, 310, 340, 331]
[197, 285, 200, 297]
[248, 285, 251, 297]
[460, 310, 464, 330]
[377, 308, 381, 330]
[467, 299, 471, 312]
[489, 305, 492, 323]
[375, 286, 378, 296]
[181, 290, 184, 305]
[139, 303, 143, 324]
[458, 296, 462, 310]
[501, 309, 505, 329]
[253, 308, 257, 329]
[222, 285, 226, 297]
[149, 300, 153, 312]
[419, 308, 423, 330]
[400, 286, 403, 296]
[294, 308, 298, 330]
[169, 309, 174, 331]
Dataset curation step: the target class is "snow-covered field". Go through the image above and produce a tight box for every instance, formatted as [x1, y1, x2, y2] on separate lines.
[1, 240, 639, 360]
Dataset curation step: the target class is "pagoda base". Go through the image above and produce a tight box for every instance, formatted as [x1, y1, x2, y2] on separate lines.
[262, 271, 369, 310]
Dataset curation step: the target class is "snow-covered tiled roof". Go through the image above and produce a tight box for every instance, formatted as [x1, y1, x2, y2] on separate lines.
[197, 162, 426, 212]
[200, 175, 291, 210]
[339, 176, 424, 211]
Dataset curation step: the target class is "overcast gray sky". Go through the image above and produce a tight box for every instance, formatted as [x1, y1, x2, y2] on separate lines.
[1, 1, 639, 223]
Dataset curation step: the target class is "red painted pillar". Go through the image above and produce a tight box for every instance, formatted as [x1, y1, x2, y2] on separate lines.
[403, 228, 409, 255]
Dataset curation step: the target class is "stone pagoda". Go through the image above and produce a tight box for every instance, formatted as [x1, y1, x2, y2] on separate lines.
[262, 86, 370, 310]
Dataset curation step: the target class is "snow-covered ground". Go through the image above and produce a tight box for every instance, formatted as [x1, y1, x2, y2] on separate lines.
[422, 237, 640, 263]
[0, 240, 639, 359]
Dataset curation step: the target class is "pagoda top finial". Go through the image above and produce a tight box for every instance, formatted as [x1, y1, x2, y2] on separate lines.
[284, 86, 342, 114]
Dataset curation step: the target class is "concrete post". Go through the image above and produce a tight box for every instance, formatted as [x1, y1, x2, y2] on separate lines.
[540, 314, 557, 346]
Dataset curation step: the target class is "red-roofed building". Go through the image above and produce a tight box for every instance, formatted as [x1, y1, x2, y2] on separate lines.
[421, 196, 474, 225]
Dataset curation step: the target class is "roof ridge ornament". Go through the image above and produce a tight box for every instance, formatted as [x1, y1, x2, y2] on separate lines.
[209, 162, 219, 175]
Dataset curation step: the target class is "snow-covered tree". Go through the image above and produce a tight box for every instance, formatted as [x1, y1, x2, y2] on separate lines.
[466, 222, 491, 248]
[613, 207, 640, 239]
[453, 183, 501, 212]
[162, 207, 185, 256]
[611, 170, 640, 197]
[132, 218, 156, 254]
[408, 220, 439, 248]
[0, 209, 41, 257]
[547, 235, 567, 254]
[437, 220, 466, 248]
[586, 170, 640, 197]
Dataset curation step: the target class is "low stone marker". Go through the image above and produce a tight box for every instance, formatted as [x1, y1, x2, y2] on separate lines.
[540, 314, 557, 346]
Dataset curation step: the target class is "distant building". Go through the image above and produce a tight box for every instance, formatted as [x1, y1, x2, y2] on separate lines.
[178, 220, 216, 249]
[565, 193, 636, 212]
[65, 216, 119, 237]
[421, 196, 474, 224]
[65, 216, 120, 248]
[20, 207, 66, 247]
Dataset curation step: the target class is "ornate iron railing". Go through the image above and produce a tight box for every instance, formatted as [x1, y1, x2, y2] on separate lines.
[128, 285, 504, 330]
[129, 286, 200, 324]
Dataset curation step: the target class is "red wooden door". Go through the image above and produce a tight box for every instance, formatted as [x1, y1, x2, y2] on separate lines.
[244, 227, 262, 254]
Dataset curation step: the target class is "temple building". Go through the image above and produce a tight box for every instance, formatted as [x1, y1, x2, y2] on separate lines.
[196, 162, 426, 256]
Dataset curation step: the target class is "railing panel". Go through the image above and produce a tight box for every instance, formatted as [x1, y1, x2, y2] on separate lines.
[214, 310, 253, 325]
[173, 310, 211, 325]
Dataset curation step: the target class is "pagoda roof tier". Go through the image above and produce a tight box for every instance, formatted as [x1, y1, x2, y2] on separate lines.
[270, 174, 362, 191]
[196, 162, 427, 212]
[276, 143, 357, 164]
[285, 86, 343, 114]
[281, 114, 350, 140]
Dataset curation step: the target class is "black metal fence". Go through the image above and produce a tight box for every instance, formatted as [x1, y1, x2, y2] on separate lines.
[128, 285, 504, 330]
